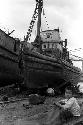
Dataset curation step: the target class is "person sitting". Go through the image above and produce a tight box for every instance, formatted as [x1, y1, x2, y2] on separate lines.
[55, 86, 81, 124]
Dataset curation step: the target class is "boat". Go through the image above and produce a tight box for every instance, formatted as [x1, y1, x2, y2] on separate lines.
[20, 0, 81, 94]
[0, 29, 23, 86]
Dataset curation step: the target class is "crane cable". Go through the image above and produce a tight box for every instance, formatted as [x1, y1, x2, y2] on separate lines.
[67, 48, 83, 60]
[69, 52, 83, 60]
[69, 48, 83, 53]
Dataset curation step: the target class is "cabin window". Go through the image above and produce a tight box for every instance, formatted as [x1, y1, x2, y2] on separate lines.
[42, 43, 48, 49]
[44, 44, 46, 48]
[57, 43, 62, 52]
[46, 33, 52, 38]
[53, 43, 57, 49]
[49, 43, 53, 48]
[47, 34, 50, 38]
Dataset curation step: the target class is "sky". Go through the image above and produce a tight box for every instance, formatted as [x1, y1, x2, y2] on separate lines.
[0, 0, 83, 70]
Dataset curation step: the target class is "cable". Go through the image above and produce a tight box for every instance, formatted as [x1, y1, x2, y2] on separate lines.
[68, 48, 83, 60]
[69, 48, 83, 52]
[69, 53, 83, 60]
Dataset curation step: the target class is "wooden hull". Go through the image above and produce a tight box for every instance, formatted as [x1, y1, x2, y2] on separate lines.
[23, 49, 81, 90]
[0, 46, 23, 86]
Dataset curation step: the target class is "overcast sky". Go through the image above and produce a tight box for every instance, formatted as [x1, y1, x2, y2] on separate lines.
[0, 0, 83, 69]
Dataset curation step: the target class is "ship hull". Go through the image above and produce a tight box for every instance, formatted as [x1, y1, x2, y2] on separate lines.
[0, 46, 23, 86]
[23, 49, 81, 90]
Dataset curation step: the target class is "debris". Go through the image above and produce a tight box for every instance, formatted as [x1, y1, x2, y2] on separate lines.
[2, 96, 8, 101]
[47, 88, 55, 96]
[23, 104, 32, 109]
[28, 94, 46, 105]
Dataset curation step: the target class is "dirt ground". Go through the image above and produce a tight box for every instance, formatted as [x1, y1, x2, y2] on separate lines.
[0, 97, 83, 125]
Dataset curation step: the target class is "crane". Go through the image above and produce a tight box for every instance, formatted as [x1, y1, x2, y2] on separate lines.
[24, 0, 43, 43]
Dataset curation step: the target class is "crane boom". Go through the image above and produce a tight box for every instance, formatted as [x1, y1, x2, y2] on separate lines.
[24, 2, 39, 42]
[24, 0, 43, 42]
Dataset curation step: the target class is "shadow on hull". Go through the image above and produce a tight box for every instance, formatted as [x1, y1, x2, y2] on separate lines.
[22, 49, 81, 91]
[0, 46, 23, 86]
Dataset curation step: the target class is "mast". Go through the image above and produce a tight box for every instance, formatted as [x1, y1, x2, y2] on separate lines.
[37, 0, 43, 37]
[35, 0, 43, 47]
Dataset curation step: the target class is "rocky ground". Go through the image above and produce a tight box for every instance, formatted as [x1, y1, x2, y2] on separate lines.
[0, 96, 82, 125]
[0, 85, 83, 125]
[0, 96, 60, 125]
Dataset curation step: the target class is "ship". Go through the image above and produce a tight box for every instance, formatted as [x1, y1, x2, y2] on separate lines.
[20, 0, 82, 94]
[0, 29, 23, 86]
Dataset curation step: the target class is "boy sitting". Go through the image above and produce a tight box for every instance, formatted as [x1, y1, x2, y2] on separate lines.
[55, 86, 80, 124]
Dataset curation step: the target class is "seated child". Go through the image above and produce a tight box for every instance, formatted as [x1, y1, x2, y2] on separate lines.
[55, 86, 81, 124]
